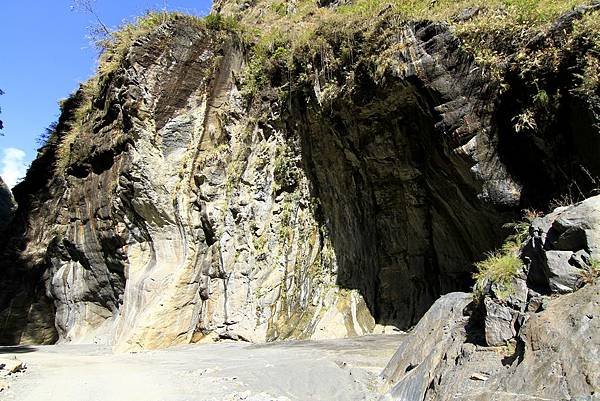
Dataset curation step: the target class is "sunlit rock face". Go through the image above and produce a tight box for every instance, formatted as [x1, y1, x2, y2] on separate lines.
[0, 4, 597, 352]
[0, 22, 380, 351]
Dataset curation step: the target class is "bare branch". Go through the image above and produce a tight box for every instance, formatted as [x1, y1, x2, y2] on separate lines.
[71, 0, 111, 37]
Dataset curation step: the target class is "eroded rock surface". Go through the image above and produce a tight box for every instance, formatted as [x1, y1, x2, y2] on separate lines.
[0, 5, 598, 353]
[0, 21, 382, 351]
[526, 196, 600, 294]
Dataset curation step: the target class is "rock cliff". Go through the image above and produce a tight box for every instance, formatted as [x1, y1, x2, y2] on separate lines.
[0, 0, 598, 356]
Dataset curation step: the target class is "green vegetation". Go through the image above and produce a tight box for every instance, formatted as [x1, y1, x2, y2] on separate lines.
[278, 194, 297, 241]
[272, 143, 298, 193]
[473, 210, 539, 299]
[501, 210, 540, 253]
[474, 251, 522, 299]
[56, 79, 98, 172]
[236, 0, 600, 102]
[203, 13, 239, 31]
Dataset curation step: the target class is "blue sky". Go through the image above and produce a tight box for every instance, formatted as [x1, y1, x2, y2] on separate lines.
[0, 0, 212, 187]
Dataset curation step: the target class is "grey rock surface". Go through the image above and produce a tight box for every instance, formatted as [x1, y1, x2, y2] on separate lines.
[544, 250, 582, 293]
[0, 8, 598, 354]
[0, 21, 386, 350]
[0, 17, 512, 348]
[379, 293, 474, 398]
[381, 282, 600, 400]
[526, 196, 600, 293]
[381, 196, 600, 400]
[483, 297, 515, 347]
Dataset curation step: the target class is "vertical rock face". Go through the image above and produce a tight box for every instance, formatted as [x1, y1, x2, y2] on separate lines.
[0, 21, 380, 350]
[0, 5, 598, 351]
[293, 21, 513, 326]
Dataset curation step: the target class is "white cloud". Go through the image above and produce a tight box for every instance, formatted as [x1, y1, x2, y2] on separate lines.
[1, 148, 27, 188]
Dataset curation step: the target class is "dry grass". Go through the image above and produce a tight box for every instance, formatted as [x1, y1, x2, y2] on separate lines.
[56, 1, 600, 170]
[472, 210, 540, 299]
[474, 250, 522, 299]
[236, 0, 600, 98]
[579, 258, 600, 285]
[96, 12, 208, 79]
[55, 11, 239, 173]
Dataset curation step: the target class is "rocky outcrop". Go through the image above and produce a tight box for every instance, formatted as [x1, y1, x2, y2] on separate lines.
[381, 282, 600, 400]
[292, 20, 514, 327]
[0, 20, 382, 350]
[381, 198, 600, 400]
[1, 17, 507, 348]
[526, 196, 600, 293]
[475, 196, 600, 349]
[0, 3, 598, 352]
[0, 176, 16, 231]
[381, 282, 600, 401]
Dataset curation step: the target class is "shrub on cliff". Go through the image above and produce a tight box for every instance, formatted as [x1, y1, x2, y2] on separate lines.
[579, 258, 600, 284]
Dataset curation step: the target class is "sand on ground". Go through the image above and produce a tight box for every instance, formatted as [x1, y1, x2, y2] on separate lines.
[0, 334, 402, 401]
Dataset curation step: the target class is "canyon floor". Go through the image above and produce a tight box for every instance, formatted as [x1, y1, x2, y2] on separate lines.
[0, 334, 402, 401]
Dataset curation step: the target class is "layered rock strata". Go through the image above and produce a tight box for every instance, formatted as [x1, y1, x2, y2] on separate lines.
[0, 4, 598, 351]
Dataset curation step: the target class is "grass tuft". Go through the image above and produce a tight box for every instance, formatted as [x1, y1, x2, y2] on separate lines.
[579, 258, 600, 285]
[474, 251, 522, 299]
[473, 210, 540, 299]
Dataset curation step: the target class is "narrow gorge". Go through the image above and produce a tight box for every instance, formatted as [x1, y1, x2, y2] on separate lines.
[0, 1, 599, 400]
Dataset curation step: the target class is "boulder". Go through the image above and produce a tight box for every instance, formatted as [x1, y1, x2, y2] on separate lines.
[497, 274, 528, 312]
[525, 196, 600, 293]
[380, 293, 508, 399]
[488, 282, 600, 400]
[483, 297, 515, 346]
[381, 283, 600, 400]
[0, 357, 24, 376]
[380, 293, 507, 401]
[544, 250, 582, 293]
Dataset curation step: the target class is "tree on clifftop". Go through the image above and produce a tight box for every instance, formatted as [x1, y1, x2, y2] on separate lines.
[71, 0, 111, 37]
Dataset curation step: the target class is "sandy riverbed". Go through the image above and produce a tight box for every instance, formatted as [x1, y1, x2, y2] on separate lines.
[0, 334, 402, 401]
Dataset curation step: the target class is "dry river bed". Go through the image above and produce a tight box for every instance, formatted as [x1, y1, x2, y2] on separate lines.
[0, 334, 402, 401]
